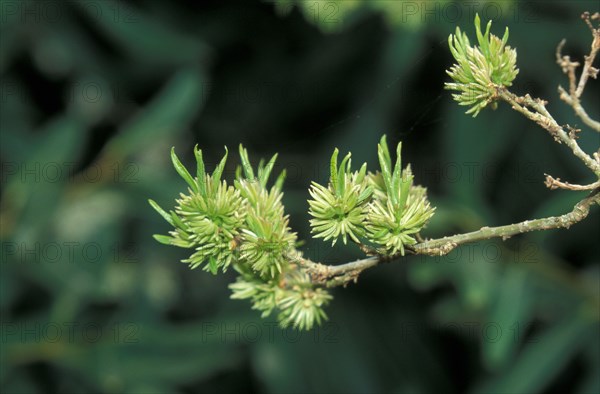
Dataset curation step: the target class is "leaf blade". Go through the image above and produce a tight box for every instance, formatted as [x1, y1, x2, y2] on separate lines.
[171, 147, 198, 193]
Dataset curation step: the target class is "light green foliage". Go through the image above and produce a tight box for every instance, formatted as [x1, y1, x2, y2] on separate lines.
[151, 145, 331, 330]
[445, 14, 519, 116]
[151, 136, 435, 329]
[6, 2, 598, 391]
[230, 270, 332, 331]
[308, 149, 372, 245]
[149, 146, 245, 273]
[276, 271, 333, 330]
[365, 137, 436, 255]
[308, 136, 435, 255]
[235, 146, 297, 278]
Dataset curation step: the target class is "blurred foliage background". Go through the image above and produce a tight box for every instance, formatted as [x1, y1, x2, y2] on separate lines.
[1, 0, 599, 393]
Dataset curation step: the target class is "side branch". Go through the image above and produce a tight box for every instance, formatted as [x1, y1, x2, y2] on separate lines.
[545, 174, 600, 191]
[558, 87, 600, 132]
[414, 189, 598, 254]
[555, 12, 600, 132]
[576, 12, 600, 98]
[497, 88, 600, 177]
[299, 189, 599, 287]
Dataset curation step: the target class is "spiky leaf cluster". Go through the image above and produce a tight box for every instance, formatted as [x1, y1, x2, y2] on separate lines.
[149, 146, 244, 274]
[230, 270, 332, 331]
[231, 146, 331, 328]
[150, 145, 331, 330]
[277, 271, 332, 330]
[235, 146, 297, 278]
[150, 137, 433, 329]
[445, 14, 519, 116]
[229, 273, 281, 318]
[365, 137, 435, 256]
[308, 136, 435, 257]
[308, 149, 373, 245]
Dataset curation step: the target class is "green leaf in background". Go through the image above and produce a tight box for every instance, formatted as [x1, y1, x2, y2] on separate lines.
[1, 114, 86, 243]
[475, 313, 595, 394]
[482, 267, 531, 371]
[72, 0, 209, 65]
[578, 330, 600, 394]
[105, 68, 205, 159]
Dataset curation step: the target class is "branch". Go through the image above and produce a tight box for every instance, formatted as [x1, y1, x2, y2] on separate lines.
[298, 189, 599, 287]
[576, 12, 600, 98]
[545, 174, 600, 190]
[556, 12, 600, 132]
[558, 86, 600, 132]
[300, 14, 600, 289]
[497, 88, 600, 177]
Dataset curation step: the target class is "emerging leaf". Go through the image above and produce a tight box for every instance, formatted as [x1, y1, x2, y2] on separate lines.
[445, 14, 519, 116]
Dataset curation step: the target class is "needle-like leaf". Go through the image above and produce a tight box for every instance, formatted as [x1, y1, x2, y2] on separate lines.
[171, 147, 198, 193]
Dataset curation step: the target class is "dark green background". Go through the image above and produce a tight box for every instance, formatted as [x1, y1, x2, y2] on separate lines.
[1, 1, 599, 393]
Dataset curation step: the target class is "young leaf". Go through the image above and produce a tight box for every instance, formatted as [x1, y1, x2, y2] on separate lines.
[259, 153, 278, 188]
[377, 139, 395, 204]
[329, 148, 339, 192]
[212, 146, 229, 190]
[391, 141, 402, 199]
[379, 135, 391, 168]
[337, 152, 351, 196]
[474, 14, 491, 57]
[171, 147, 198, 193]
[274, 169, 286, 191]
[194, 145, 206, 196]
[170, 211, 186, 229]
[357, 185, 373, 205]
[208, 257, 219, 274]
[153, 234, 173, 245]
[501, 26, 510, 47]
[398, 174, 412, 211]
[356, 162, 367, 183]
[239, 144, 255, 180]
[148, 199, 175, 226]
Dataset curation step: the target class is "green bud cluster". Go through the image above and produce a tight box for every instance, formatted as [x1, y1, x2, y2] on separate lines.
[149, 146, 243, 274]
[308, 136, 435, 256]
[445, 14, 519, 116]
[230, 270, 332, 331]
[151, 137, 435, 330]
[308, 148, 373, 245]
[150, 145, 331, 330]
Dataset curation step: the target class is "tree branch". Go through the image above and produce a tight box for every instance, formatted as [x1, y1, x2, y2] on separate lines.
[556, 12, 600, 132]
[497, 88, 600, 177]
[558, 86, 600, 132]
[545, 174, 600, 191]
[576, 12, 600, 98]
[298, 14, 600, 289]
[298, 189, 599, 287]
